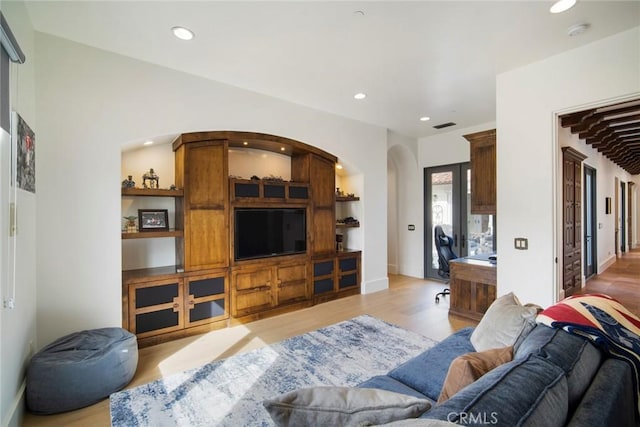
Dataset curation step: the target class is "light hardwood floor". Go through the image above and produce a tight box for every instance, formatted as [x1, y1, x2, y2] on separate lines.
[23, 274, 475, 427]
[578, 248, 640, 318]
[23, 252, 640, 427]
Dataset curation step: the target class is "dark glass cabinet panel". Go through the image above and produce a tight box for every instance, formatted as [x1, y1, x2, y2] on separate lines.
[136, 309, 179, 334]
[264, 184, 286, 198]
[234, 182, 260, 197]
[190, 300, 225, 322]
[289, 186, 309, 199]
[189, 277, 225, 297]
[314, 261, 333, 276]
[135, 283, 179, 309]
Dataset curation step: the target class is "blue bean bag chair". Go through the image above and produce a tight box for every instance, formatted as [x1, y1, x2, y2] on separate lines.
[26, 327, 138, 414]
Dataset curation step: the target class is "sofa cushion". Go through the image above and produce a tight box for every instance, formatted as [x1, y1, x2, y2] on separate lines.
[514, 323, 602, 413]
[358, 375, 432, 401]
[424, 354, 568, 427]
[437, 346, 513, 403]
[470, 292, 538, 352]
[263, 386, 431, 427]
[388, 327, 475, 401]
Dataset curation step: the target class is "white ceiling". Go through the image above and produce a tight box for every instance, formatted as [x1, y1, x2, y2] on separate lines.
[24, 1, 640, 139]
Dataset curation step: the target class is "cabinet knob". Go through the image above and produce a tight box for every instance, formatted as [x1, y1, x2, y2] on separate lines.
[188, 294, 195, 309]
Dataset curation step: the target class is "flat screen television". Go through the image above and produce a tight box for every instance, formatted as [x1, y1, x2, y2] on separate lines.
[234, 208, 307, 261]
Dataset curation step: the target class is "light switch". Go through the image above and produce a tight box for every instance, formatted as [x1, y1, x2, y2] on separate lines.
[514, 237, 528, 250]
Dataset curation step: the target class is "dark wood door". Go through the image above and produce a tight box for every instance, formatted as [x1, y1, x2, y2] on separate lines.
[562, 147, 587, 297]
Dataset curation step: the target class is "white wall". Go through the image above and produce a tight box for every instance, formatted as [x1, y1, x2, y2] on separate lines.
[1, 3, 37, 426]
[497, 27, 640, 308]
[34, 33, 388, 348]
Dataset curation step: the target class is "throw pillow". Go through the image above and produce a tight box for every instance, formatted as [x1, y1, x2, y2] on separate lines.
[470, 292, 539, 352]
[437, 346, 513, 403]
[263, 386, 432, 427]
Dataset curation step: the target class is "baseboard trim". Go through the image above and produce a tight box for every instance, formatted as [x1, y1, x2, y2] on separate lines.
[599, 254, 617, 273]
[2, 379, 25, 427]
[362, 276, 389, 294]
[387, 264, 398, 275]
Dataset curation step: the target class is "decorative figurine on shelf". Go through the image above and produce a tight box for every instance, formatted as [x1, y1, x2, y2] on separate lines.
[336, 187, 344, 197]
[121, 175, 135, 188]
[169, 184, 177, 191]
[336, 234, 344, 252]
[123, 216, 137, 233]
[142, 168, 159, 189]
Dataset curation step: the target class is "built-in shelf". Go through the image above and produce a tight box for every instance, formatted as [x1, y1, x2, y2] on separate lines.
[121, 188, 184, 197]
[122, 265, 183, 282]
[121, 230, 183, 239]
[336, 196, 359, 202]
[336, 223, 360, 228]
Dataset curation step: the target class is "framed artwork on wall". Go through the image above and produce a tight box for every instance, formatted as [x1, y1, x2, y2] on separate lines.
[12, 111, 36, 193]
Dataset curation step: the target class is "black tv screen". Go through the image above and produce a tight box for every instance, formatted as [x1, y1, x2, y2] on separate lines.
[234, 208, 307, 261]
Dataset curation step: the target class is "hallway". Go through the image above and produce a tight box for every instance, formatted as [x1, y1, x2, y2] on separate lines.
[579, 248, 640, 318]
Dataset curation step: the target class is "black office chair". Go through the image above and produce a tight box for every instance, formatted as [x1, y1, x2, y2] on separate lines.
[434, 225, 458, 303]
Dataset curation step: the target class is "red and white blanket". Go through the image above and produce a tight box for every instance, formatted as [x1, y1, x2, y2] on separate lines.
[537, 293, 640, 417]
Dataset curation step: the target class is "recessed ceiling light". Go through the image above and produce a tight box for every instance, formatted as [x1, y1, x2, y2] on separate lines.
[567, 22, 589, 37]
[243, 141, 249, 146]
[280, 147, 286, 151]
[550, 0, 576, 14]
[172, 26, 194, 40]
[354, 93, 367, 100]
[419, 116, 431, 122]
[143, 140, 154, 146]
[336, 164, 343, 170]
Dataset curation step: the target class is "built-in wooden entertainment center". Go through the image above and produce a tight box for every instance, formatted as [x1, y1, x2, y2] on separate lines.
[121, 131, 361, 347]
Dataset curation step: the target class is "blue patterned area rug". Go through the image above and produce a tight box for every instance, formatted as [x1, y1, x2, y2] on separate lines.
[110, 315, 436, 427]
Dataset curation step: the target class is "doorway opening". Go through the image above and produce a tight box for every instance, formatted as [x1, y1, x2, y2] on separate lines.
[424, 162, 496, 280]
[584, 165, 597, 279]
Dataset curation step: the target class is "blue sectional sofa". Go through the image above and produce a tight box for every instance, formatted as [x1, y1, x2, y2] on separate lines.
[359, 324, 637, 426]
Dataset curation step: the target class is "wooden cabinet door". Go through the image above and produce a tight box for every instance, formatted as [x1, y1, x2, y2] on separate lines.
[128, 278, 184, 338]
[231, 266, 274, 316]
[184, 272, 229, 328]
[464, 129, 496, 214]
[183, 141, 229, 270]
[276, 263, 309, 304]
[310, 155, 336, 255]
[337, 255, 359, 290]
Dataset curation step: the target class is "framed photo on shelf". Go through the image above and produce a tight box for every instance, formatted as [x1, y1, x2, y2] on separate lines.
[138, 209, 169, 232]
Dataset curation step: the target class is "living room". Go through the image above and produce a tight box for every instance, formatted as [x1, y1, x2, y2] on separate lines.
[1, 1, 639, 426]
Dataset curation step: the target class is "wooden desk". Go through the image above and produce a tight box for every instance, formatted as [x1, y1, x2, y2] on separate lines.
[449, 257, 497, 321]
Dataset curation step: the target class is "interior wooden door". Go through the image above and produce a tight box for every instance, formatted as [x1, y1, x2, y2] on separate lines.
[562, 147, 587, 297]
